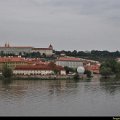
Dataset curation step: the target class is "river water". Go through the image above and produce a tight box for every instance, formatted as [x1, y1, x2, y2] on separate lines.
[0, 76, 120, 116]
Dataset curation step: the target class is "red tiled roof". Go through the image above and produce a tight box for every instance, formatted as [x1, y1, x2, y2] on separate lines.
[25, 58, 48, 65]
[84, 65, 100, 74]
[85, 65, 100, 70]
[0, 57, 26, 63]
[57, 57, 81, 62]
[0, 57, 50, 66]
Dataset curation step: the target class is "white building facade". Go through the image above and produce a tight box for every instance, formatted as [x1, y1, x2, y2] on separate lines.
[32, 48, 53, 56]
[0, 43, 32, 55]
[32, 44, 53, 56]
[13, 64, 66, 76]
[56, 57, 83, 69]
[13, 69, 54, 75]
[14, 69, 66, 76]
[0, 43, 53, 56]
[0, 46, 33, 55]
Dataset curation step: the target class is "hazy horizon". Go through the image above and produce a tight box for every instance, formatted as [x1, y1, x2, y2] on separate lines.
[0, 0, 120, 51]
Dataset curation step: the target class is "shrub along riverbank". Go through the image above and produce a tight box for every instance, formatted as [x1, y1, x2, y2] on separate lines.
[0, 74, 90, 81]
[7, 74, 75, 80]
[100, 59, 120, 78]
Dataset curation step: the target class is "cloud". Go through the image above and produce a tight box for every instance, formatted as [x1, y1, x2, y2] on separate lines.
[41, 0, 120, 22]
[1, 0, 120, 22]
[0, 0, 120, 51]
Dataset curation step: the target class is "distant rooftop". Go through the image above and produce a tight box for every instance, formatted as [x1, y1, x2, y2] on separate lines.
[0, 56, 26, 63]
[57, 57, 81, 62]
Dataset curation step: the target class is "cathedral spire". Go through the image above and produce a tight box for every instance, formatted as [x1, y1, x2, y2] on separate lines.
[7, 42, 10, 47]
[5, 42, 7, 47]
[49, 44, 53, 50]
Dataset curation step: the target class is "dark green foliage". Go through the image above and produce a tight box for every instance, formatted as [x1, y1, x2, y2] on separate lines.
[54, 50, 120, 62]
[23, 52, 42, 58]
[54, 69, 59, 75]
[101, 59, 118, 73]
[116, 73, 120, 78]
[100, 59, 120, 78]
[73, 73, 79, 80]
[84, 70, 92, 78]
[64, 66, 76, 74]
[100, 66, 113, 77]
[0, 51, 15, 57]
[2, 65, 13, 78]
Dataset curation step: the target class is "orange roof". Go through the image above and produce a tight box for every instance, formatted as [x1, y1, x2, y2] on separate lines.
[25, 58, 48, 65]
[85, 65, 100, 70]
[57, 57, 81, 62]
[0, 57, 26, 63]
[0, 57, 51, 66]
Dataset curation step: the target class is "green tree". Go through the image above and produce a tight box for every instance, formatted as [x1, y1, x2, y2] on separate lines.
[100, 66, 113, 78]
[0, 51, 4, 57]
[2, 64, 13, 78]
[115, 62, 120, 78]
[42, 53, 46, 58]
[64, 66, 76, 74]
[54, 69, 59, 75]
[100, 59, 120, 78]
[73, 73, 79, 80]
[84, 70, 92, 78]
[115, 62, 120, 73]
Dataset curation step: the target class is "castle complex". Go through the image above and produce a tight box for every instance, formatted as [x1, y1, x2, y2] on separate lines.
[0, 43, 53, 56]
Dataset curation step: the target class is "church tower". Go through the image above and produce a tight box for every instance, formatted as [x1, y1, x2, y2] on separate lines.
[5, 42, 10, 47]
[49, 44, 53, 50]
[5, 43, 7, 47]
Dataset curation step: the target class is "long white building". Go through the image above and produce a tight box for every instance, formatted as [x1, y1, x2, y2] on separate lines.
[0, 43, 32, 55]
[32, 44, 53, 56]
[13, 64, 66, 76]
[0, 43, 53, 56]
[56, 57, 83, 69]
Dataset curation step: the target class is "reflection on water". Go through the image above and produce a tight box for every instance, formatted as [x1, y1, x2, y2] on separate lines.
[0, 77, 120, 116]
[2, 78, 13, 85]
[100, 77, 120, 95]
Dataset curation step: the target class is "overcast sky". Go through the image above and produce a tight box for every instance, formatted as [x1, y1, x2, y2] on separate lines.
[0, 0, 120, 51]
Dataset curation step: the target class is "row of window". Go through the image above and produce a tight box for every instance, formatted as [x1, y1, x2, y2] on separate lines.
[56, 62, 83, 68]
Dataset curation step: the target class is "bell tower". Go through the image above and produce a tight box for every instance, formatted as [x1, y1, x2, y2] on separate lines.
[49, 44, 53, 50]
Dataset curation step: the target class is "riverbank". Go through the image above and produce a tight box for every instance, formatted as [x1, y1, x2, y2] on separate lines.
[0, 75, 75, 80]
[0, 74, 91, 80]
[0, 74, 105, 81]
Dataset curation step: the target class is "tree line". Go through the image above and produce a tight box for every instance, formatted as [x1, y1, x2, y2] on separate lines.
[100, 59, 120, 78]
[1, 50, 120, 62]
[54, 50, 120, 62]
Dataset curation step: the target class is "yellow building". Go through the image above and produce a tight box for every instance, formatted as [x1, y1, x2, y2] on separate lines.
[0, 57, 28, 71]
